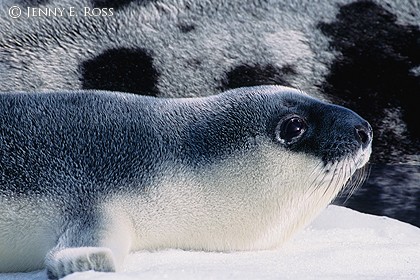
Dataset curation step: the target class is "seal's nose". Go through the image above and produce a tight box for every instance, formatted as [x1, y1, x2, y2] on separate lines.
[355, 122, 372, 149]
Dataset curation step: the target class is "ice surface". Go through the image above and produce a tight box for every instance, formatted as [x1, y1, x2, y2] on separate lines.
[1, 206, 419, 280]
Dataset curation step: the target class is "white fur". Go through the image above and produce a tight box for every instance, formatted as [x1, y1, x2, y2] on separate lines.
[105, 138, 371, 254]
[0, 199, 60, 272]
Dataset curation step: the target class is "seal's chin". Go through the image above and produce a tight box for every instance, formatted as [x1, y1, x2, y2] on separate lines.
[355, 144, 372, 170]
[309, 143, 372, 204]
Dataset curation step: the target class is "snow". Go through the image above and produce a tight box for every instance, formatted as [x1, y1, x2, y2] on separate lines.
[1, 206, 419, 280]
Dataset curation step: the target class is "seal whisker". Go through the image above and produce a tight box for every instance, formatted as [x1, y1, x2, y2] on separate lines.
[306, 162, 326, 190]
[347, 158, 360, 195]
[322, 161, 343, 198]
[342, 157, 369, 203]
[352, 164, 369, 196]
[306, 163, 331, 198]
[308, 161, 341, 207]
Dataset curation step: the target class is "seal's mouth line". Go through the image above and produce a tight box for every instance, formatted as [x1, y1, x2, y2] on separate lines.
[307, 150, 370, 203]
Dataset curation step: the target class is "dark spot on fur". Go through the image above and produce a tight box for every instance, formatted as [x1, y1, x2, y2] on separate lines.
[220, 64, 296, 91]
[319, 0, 420, 163]
[178, 23, 196, 33]
[91, 0, 138, 10]
[81, 48, 160, 96]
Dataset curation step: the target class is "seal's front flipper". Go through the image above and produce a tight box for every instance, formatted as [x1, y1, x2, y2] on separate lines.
[44, 212, 132, 279]
[45, 247, 116, 279]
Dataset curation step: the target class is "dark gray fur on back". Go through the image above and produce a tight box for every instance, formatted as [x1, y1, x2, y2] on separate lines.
[1, 91, 157, 198]
[0, 89, 271, 198]
[0, 88, 366, 198]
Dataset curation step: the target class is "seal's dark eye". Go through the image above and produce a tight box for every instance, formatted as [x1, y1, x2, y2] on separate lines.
[277, 116, 307, 144]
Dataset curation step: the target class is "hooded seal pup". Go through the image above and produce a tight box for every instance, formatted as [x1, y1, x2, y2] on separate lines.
[0, 85, 372, 279]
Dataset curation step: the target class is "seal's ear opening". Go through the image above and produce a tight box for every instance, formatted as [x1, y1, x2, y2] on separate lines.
[275, 114, 308, 146]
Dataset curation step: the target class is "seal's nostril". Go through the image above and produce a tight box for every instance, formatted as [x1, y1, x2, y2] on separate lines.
[355, 124, 371, 148]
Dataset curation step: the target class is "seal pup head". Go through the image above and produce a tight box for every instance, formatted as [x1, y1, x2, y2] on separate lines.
[144, 85, 373, 251]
